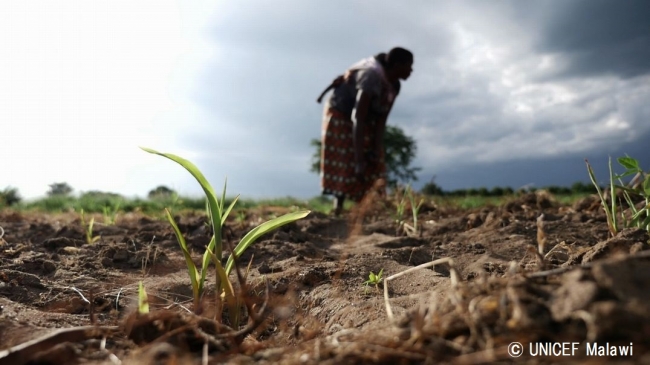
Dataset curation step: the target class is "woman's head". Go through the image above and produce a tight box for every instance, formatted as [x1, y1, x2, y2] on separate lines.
[386, 47, 413, 80]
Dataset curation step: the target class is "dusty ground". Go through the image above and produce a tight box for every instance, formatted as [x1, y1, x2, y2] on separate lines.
[1, 192, 650, 364]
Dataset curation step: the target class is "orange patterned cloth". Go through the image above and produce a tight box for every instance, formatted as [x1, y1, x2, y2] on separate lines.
[320, 109, 386, 202]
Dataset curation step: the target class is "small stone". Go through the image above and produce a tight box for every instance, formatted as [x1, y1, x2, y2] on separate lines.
[60, 246, 81, 255]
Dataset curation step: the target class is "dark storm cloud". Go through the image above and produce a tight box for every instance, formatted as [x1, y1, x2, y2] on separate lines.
[170, 1, 650, 198]
[425, 128, 650, 193]
[531, 0, 650, 78]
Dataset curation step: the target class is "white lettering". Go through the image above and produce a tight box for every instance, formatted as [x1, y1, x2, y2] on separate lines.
[586, 343, 598, 356]
[586, 342, 633, 356]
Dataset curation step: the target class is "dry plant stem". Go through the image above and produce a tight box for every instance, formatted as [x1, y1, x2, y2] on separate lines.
[384, 257, 458, 323]
[536, 213, 546, 255]
[0, 225, 4, 239]
[0, 326, 118, 365]
[69, 286, 91, 304]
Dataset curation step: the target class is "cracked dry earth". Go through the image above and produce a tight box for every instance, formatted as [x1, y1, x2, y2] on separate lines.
[1, 192, 650, 364]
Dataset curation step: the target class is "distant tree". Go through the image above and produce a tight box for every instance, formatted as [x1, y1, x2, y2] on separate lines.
[310, 125, 420, 187]
[477, 187, 490, 197]
[0, 186, 21, 206]
[571, 181, 596, 194]
[490, 186, 505, 196]
[47, 182, 73, 196]
[447, 189, 466, 197]
[148, 185, 176, 199]
[546, 186, 572, 195]
[421, 176, 445, 196]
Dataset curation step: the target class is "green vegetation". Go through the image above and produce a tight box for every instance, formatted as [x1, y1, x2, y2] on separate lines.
[393, 185, 424, 236]
[141, 147, 310, 322]
[7, 190, 332, 215]
[420, 178, 597, 198]
[102, 202, 120, 225]
[47, 182, 73, 196]
[586, 156, 650, 236]
[79, 209, 100, 245]
[364, 268, 384, 294]
[0, 187, 21, 207]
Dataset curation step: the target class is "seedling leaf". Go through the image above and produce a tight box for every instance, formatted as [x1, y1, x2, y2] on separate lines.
[618, 156, 639, 171]
[141, 147, 224, 258]
[225, 210, 310, 274]
[165, 208, 201, 306]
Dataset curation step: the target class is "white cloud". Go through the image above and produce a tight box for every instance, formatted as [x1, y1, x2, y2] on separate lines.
[0, 0, 201, 198]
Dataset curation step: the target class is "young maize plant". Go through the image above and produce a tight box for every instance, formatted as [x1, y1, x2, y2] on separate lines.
[142, 147, 310, 316]
[80, 209, 100, 244]
[615, 156, 650, 233]
[406, 185, 424, 237]
[586, 156, 650, 237]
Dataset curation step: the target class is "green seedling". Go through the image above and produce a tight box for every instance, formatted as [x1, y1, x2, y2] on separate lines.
[614, 156, 650, 233]
[586, 156, 650, 236]
[235, 210, 247, 228]
[138, 281, 149, 314]
[394, 185, 423, 237]
[364, 268, 384, 294]
[405, 185, 424, 237]
[586, 158, 618, 236]
[102, 202, 120, 225]
[142, 147, 310, 316]
[392, 186, 408, 235]
[80, 209, 100, 244]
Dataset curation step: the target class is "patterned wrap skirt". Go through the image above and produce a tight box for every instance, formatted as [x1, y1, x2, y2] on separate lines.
[320, 108, 386, 202]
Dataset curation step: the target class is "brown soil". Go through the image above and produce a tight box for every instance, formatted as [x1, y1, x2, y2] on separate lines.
[1, 192, 649, 364]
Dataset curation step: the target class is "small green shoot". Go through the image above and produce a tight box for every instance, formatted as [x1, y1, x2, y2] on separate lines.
[364, 268, 384, 294]
[586, 158, 618, 236]
[80, 209, 100, 244]
[138, 281, 149, 314]
[393, 185, 424, 237]
[405, 186, 424, 237]
[142, 147, 310, 317]
[102, 202, 120, 225]
[586, 156, 650, 237]
[614, 156, 650, 233]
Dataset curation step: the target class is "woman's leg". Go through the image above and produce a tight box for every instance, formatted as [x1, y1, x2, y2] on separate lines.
[333, 194, 345, 216]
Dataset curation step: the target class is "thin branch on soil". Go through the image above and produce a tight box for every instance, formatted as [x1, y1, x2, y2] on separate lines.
[0, 225, 4, 239]
[163, 302, 193, 314]
[384, 257, 458, 323]
[69, 286, 91, 304]
[115, 288, 123, 311]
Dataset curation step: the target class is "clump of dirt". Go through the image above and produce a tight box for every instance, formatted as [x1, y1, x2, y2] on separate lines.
[1, 193, 649, 364]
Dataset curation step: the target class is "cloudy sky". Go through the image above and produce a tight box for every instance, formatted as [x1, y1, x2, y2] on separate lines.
[2, 0, 649, 200]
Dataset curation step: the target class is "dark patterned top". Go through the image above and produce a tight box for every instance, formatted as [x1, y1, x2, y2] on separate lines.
[326, 55, 400, 121]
